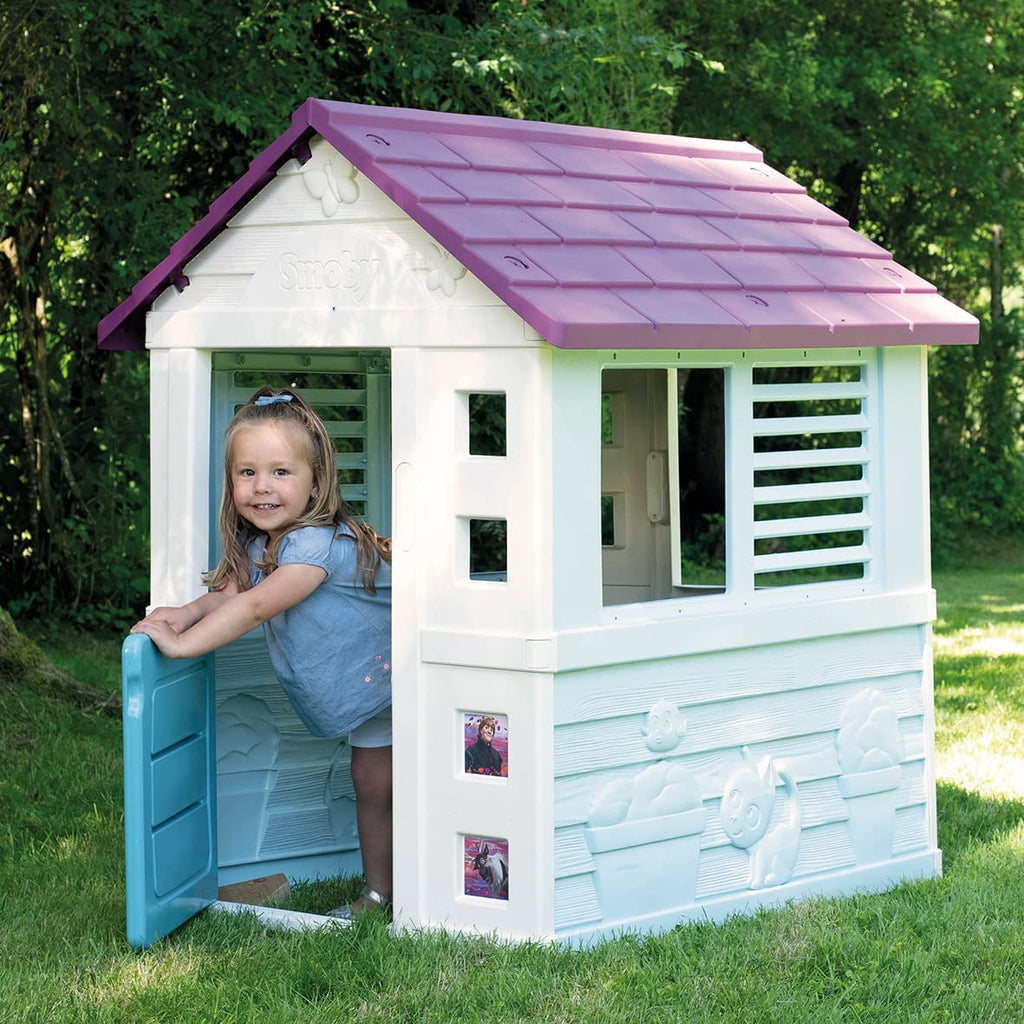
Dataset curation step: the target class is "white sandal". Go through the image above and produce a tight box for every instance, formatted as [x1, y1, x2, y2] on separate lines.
[327, 885, 392, 920]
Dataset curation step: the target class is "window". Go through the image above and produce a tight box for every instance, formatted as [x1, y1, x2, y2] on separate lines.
[669, 368, 726, 592]
[469, 518, 508, 581]
[468, 392, 507, 457]
[601, 354, 875, 607]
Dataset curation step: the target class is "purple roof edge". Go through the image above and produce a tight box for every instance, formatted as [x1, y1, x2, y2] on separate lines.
[97, 99, 979, 352]
[97, 98, 767, 351]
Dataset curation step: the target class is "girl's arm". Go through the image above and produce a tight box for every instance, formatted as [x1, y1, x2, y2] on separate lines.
[130, 564, 326, 659]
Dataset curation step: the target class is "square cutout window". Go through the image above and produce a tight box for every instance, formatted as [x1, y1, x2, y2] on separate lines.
[468, 393, 506, 457]
[469, 518, 507, 581]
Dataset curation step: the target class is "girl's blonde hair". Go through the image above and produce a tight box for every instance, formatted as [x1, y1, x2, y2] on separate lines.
[203, 386, 391, 593]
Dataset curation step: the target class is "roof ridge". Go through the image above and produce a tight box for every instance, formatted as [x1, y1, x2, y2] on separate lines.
[301, 98, 763, 163]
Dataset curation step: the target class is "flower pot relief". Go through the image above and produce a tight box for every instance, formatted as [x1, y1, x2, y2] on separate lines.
[584, 759, 706, 922]
[835, 688, 904, 865]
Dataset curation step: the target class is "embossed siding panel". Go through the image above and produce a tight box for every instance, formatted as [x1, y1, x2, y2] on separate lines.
[553, 731, 910, 828]
[554, 875, 604, 930]
[259, 807, 348, 856]
[898, 718, 928, 760]
[893, 805, 930, 854]
[792, 822, 860, 876]
[555, 674, 924, 778]
[694, 844, 751, 897]
[554, 627, 924, 726]
[553, 826, 596, 878]
[552, 631, 933, 932]
[264, 767, 344, 807]
[694, 823, 857, 899]
[150, 276, 250, 313]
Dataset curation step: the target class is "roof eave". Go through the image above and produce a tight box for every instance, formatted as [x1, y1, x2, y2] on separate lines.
[97, 100, 322, 350]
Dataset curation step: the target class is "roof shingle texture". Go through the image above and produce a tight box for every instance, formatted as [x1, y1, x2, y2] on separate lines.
[98, 98, 978, 351]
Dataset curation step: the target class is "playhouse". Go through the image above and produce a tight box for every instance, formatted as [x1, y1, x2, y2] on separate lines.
[100, 99, 978, 948]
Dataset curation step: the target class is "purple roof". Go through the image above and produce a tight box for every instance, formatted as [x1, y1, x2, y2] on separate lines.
[98, 98, 978, 351]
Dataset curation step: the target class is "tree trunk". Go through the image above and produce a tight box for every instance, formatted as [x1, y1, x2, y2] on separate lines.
[0, 608, 121, 716]
[991, 223, 1004, 323]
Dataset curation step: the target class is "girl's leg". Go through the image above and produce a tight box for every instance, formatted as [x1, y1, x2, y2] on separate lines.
[349, 743, 393, 905]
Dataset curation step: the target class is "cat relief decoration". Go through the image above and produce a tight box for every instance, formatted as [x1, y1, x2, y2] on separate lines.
[720, 746, 802, 890]
[835, 688, 904, 864]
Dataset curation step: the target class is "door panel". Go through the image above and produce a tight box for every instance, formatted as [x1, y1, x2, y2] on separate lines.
[122, 634, 217, 948]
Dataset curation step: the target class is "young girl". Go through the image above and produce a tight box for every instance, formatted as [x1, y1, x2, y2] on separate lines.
[131, 386, 393, 919]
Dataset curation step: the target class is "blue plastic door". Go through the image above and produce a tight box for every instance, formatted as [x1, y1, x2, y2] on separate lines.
[122, 634, 218, 948]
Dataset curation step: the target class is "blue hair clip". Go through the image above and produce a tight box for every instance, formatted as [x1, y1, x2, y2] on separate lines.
[254, 394, 294, 406]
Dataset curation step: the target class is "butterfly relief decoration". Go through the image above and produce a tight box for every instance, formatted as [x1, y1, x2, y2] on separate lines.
[303, 160, 359, 216]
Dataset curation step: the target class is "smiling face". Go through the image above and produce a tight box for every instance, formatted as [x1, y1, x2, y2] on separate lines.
[230, 422, 317, 543]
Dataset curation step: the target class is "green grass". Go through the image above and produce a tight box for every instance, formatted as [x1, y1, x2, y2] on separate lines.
[3, 554, 1024, 1023]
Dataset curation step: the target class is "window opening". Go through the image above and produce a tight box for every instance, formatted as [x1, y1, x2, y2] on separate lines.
[468, 393, 507, 457]
[670, 368, 727, 592]
[211, 352, 391, 561]
[469, 518, 508, 581]
[601, 368, 678, 605]
[600, 356, 874, 610]
[601, 393, 617, 447]
[600, 494, 617, 547]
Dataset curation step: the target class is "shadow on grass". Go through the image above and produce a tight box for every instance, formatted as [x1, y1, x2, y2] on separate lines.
[934, 599, 1024, 634]
[936, 781, 1024, 869]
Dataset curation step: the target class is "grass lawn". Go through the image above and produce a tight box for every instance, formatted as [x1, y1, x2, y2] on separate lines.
[2, 553, 1023, 1023]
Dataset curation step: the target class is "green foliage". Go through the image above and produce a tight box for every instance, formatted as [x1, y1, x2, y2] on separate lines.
[1, 0, 357, 622]
[326, 0, 716, 130]
[930, 313, 1024, 550]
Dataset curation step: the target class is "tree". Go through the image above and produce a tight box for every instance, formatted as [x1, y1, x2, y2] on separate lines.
[0, 1, 353, 623]
[669, 0, 1024, 540]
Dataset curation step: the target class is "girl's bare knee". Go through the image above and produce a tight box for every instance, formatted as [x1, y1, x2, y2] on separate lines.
[350, 745, 393, 803]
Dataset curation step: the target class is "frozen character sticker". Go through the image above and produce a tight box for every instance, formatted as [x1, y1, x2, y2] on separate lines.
[464, 835, 509, 900]
[464, 712, 508, 777]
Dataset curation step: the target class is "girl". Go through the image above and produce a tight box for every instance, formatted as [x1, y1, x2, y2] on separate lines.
[131, 386, 393, 919]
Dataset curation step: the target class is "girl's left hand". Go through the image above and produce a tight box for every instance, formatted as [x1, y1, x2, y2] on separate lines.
[130, 618, 187, 658]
